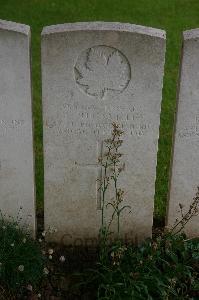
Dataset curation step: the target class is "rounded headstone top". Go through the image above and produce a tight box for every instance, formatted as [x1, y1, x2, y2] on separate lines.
[0, 19, 30, 35]
[42, 21, 166, 39]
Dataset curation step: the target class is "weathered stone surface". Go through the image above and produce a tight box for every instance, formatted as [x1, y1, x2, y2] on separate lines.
[167, 29, 199, 237]
[42, 22, 166, 244]
[0, 20, 35, 234]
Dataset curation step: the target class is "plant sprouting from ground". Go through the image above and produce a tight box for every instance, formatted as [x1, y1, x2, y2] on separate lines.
[72, 124, 199, 299]
[171, 186, 199, 235]
[98, 123, 131, 236]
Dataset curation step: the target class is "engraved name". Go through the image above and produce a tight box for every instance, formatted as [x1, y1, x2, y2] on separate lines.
[0, 119, 25, 136]
[0, 119, 25, 128]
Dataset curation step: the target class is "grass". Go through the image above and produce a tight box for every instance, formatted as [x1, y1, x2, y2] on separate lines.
[0, 0, 199, 219]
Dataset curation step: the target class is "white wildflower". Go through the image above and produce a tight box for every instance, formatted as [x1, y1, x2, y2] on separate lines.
[43, 267, 49, 275]
[59, 256, 66, 263]
[26, 284, 33, 291]
[48, 248, 54, 255]
[18, 265, 24, 272]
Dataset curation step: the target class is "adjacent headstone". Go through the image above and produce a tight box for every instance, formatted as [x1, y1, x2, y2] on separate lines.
[0, 20, 35, 234]
[167, 29, 199, 237]
[42, 22, 166, 244]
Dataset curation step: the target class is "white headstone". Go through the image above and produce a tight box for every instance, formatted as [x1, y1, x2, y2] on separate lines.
[42, 22, 166, 244]
[167, 29, 199, 237]
[0, 20, 35, 234]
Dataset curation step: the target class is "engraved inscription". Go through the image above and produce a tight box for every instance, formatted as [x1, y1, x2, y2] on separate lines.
[178, 114, 199, 138]
[0, 119, 25, 136]
[0, 119, 25, 128]
[46, 101, 152, 139]
[74, 45, 131, 99]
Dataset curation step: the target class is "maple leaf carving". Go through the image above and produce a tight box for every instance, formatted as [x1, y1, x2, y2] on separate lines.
[74, 46, 131, 99]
